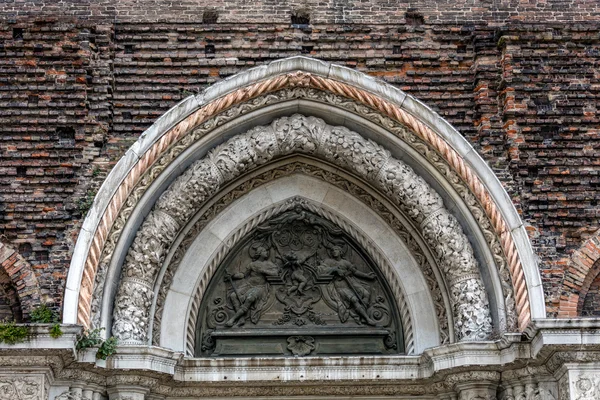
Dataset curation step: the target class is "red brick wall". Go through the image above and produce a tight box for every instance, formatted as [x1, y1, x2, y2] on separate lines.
[582, 270, 600, 316]
[2, 0, 600, 23]
[0, 3, 599, 318]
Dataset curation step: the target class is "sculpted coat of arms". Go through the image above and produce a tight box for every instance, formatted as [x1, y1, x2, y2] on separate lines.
[196, 203, 403, 357]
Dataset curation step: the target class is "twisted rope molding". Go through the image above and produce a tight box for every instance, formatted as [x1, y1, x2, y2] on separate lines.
[184, 197, 415, 356]
[76, 71, 530, 331]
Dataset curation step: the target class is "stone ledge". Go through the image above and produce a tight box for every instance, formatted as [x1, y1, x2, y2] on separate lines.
[0, 324, 81, 353]
[0, 321, 599, 384]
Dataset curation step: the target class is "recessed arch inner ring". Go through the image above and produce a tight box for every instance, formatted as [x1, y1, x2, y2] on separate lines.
[149, 157, 453, 350]
[159, 175, 441, 354]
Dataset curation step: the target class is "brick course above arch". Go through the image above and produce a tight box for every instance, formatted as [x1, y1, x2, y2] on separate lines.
[0, 240, 41, 320]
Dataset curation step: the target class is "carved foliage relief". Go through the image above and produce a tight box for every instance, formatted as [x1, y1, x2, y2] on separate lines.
[196, 206, 402, 357]
[572, 372, 600, 400]
[112, 114, 493, 344]
[0, 377, 43, 400]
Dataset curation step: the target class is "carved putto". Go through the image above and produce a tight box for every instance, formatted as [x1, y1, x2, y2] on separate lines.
[196, 202, 403, 357]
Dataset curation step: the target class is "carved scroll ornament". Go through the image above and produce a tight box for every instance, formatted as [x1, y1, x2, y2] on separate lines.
[111, 114, 493, 344]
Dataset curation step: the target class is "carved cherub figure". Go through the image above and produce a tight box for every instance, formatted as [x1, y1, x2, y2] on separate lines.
[283, 252, 309, 296]
[318, 246, 378, 325]
[224, 245, 280, 327]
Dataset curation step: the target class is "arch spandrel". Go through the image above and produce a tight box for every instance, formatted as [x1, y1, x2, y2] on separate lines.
[64, 57, 545, 355]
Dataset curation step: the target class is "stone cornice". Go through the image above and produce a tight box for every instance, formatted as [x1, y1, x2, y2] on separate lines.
[2, 321, 599, 387]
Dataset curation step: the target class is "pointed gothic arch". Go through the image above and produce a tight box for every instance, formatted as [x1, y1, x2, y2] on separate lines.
[64, 57, 545, 355]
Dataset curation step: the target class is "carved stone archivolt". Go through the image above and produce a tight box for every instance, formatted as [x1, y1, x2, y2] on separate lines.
[91, 87, 516, 339]
[195, 201, 403, 357]
[111, 113, 493, 344]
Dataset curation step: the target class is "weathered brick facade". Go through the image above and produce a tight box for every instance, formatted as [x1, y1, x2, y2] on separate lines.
[0, 1, 599, 320]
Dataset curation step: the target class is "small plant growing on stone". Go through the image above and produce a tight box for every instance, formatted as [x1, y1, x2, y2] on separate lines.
[77, 189, 96, 215]
[76, 327, 118, 359]
[30, 303, 63, 338]
[76, 327, 103, 351]
[30, 303, 55, 323]
[0, 321, 29, 344]
[49, 323, 63, 338]
[96, 336, 118, 360]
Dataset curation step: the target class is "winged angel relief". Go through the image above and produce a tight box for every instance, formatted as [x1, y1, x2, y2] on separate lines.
[197, 202, 403, 357]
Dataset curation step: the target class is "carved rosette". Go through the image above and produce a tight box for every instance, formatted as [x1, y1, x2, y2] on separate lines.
[112, 114, 493, 343]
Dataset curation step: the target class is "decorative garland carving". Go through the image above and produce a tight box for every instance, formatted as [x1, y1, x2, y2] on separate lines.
[183, 196, 414, 356]
[111, 114, 492, 344]
[79, 70, 528, 332]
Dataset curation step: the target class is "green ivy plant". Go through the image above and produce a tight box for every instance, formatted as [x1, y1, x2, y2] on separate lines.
[76, 327, 118, 359]
[30, 303, 63, 338]
[0, 321, 29, 344]
[76, 327, 103, 351]
[97, 336, 118, 360]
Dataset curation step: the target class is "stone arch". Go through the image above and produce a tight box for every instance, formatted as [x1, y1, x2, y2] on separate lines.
[580, 260, 600, 316]
[160, 182, 444, 355]
[558, 229, 600, 317]
[0, 267, 22, 322]
[111, 114, 493, 346]
[64, 56, 544, 341]
[0, 239, 41, 320]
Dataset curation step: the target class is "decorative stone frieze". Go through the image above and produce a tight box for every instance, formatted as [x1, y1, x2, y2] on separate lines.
[0, 375, 45, 400]
[112, 114, 493, 344]
[0, 320, 598, 399]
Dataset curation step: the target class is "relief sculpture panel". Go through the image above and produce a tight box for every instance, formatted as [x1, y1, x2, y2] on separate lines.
[196, 206, 403, 357]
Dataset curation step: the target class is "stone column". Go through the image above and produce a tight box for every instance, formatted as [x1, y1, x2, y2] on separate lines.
[456, 383, 498, 400]
[447, 372, 499, 400]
